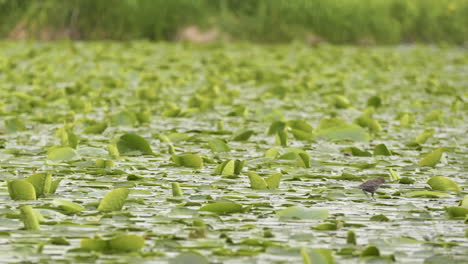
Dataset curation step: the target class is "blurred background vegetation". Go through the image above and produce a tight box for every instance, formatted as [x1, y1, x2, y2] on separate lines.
[1, 0, 467, 44]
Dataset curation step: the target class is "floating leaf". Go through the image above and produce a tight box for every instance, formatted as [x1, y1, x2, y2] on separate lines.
[399, 177, 415, 184]
[287, 120, 313, 133]
[19, 205, 40, 230]
[370, 214, 390, 222]
[427, 176, 460, 192]
[265, 173, 282, 189]
[83, 121, 107, 134]
[360, 245, 380, 257]
[446, 207, 468, 218]
[199, 202, 243, 215]
[213, 159, 244, 175]
[108, 234, 145, 253]
[290, 129, 314, 140]
[275, 129, 288, 146]
[170, 252, 209, 264]
[25, 172, 51, 197]
[312, 223, 339, 231]
[7, 179, 36, 200]
[373, 144, 392, 156]
[232, 129, 254, 141]
[459, 195, 468, 208]
[346, 230, 357, 245]
[97, 188, 130, 212]
[53, 199, 84, 214]
[332, 95, 352, 108]
[342, 146, 372, 157]
[367, 95, 382, 108]
[268, 121, 286, 135]
[388, 169, 401, 181]
[247, 172, 268, 190]
[172, 153, 204, 168]
[80, 236, 108, 252]
[50, 179, 62, 194]
[278, 151, 310, 168]
[47, 147, 78, 162]
[317, 119, 369, 142]
[407, 191, 449, 198]
[424, 109, 443, 123]
[95, 159, 114, 168]
[208, 138, 230, 152]
[301, 248, 335, 264]
[415, 129, 434, 144]
[418, 147, 447, 167]
[277, 206, 329, 220]
[264, 147, 280, 158]
[171, 182, 183, 197]
[116, 133, 153, 155]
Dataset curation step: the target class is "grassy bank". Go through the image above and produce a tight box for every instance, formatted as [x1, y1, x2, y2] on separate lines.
[1, 0, 467, 44]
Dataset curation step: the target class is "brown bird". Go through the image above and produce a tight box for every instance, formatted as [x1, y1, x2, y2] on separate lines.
[357, 177, 385, 199]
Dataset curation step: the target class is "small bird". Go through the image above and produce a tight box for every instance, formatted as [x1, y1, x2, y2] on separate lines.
[357, 177, 385, 200]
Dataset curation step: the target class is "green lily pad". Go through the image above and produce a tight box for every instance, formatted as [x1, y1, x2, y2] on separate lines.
[208, 138, 230, 152]
[317, 118, 369, 142]
[373, 143, 392, 156]
[342, 146, 372, 157]
[108, 234, 145, 252]
[370, 214, 390, 222]
[47, 147, 78, 162]
[5, 118, 26, 133]
[199, 202, 243, 215]
[7, 179, 36, 200]
[407, 191, 450, 198]
[19, 205, 41, 230]
[427, 176, 460, 192]
[172, 153, 204, 168]
[277, 206, 329, 220]
[360, 245, 380, 257]
[232, 129, 254, 141]
[446, 207, 468, 218]
[459, 195, 468, 208]
[53, 199, 84, 214]
[97, 188, 130, 212]
[213, 159, 244, 175]
[346, 230, 357, 245]
[25, 172, 51, 197]
[418, 147, 447, 167]
[247, 172, 268, 190]
[116, 133, 153, 155]
[415, 128, 435, 144]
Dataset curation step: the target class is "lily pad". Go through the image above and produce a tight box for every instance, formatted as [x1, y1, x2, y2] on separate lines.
[108, 234, 145, 252]
[47, 147, 78, 162]
[97, 188, 130, 212]
[8, 179, 36, 200]
[208, 138, 230, 152]
[277, 206, 329, 220]
[19, 205, 41, 230]
[116, 133, 153, 155]
[427, 176, 460, 192]
[25, 172, 52, 197]
[53, 199, 85, 214]
[199, 202, 243, 215]
[418, 147, 447, 167]
[172, 153, 204, 168]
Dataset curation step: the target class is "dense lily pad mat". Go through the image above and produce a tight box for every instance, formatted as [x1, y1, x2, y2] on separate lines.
[0, 42, 467, 263]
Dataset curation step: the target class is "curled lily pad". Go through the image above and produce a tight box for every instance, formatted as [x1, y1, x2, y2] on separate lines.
[342, 146, 372, 157]
[347, 230, 357, 245]
[108, 234, 145, 253]
[8, 179, 36, 200]
[25, 172, 51, 197]
[278, 151, 310, 168]
[208, 138, 230, 152]
[248, 172, 282, 190]
[199, 202, 243, 215]
[301, 247, 335, 264]
[19, 205, 41, 230]
[232, 129, 254, 141]
[172, 153, 204, 168]
[317, 118, 369, 142]
[427, 176, 460, 192]
[373, 144, 392, 156]
[213, 159, 244, 175]
[446, 207, 468, 219]
[360, 245, 380, 257]
[418, 147, 447, 167]
[407, 191, 449, 198]
[116, 133, 153, 155]
[97, 188, 130, 212]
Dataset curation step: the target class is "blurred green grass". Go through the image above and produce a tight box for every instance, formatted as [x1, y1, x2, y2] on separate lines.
[1, 0, 467, 44]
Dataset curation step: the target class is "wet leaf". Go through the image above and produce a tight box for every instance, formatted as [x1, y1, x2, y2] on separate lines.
[172, 153, 204, 168]
[265, 173, 282, 189]
[373, 144, 392, 156]
[213, 159, 244, 175]
[317, 118, 369, 142]
[53, 199, 84, 214]
[370, 214, 390, 222]
[5, 118, 26, 133]
[116, 133, 153, 155]
[19, 205, 40, 230]
[247, 172, 268, 190]
[277, 206, 329, 220]
[446, 207, 468, 219]
[208, 138, 230, 152]
[7, 179, 36, 200]
[346, 230, 357, 245]
[407, 191, 449, 198]
[97, 188, 130, 212]
[199, 202, 243, 215]
[108, 234, 145, 252]
[25, 172, 52, 197]
[418, 147, 447, 167]
[427, 176, 460, 192]
[301, 247, 335, 264]
[367, 95, 382, 108]
[415, 129, 435, 144]
[360, 245, 380, 257]
[232, 129, 254, 141]
[47, 147, 78, 162]
[342, 146, 372, 157]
